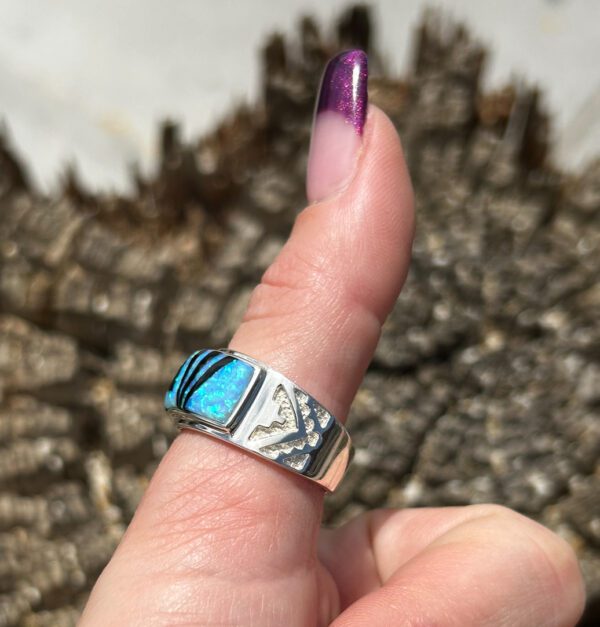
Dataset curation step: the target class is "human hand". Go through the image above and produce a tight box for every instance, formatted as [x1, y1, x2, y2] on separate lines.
[80, 50, 584, 626]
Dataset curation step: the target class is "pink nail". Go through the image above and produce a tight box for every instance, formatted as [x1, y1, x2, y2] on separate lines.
[306, 49, 368, 203]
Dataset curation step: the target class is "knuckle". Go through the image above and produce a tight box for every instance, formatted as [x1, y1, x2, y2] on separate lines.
[262, 235, 335, 293]
[525, 525, 584, 596]
[241, 243, 337, 327]
[521, 526, 585, 620]
[242, 277, 307, 326]
[240, 209, 385, 332]
[469, 504, 585, 619]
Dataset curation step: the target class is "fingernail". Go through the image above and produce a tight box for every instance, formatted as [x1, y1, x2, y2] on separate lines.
[306, 49, 368, 203]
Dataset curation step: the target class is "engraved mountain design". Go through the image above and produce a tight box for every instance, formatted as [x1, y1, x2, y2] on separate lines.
[249, 384, 298, 439]
[249, 384, 329, 465]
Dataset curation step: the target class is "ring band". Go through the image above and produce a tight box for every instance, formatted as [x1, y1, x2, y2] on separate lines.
[164, 349, 352, 491]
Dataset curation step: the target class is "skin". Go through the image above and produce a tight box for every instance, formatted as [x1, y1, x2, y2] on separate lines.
[80, 107, 585, 626]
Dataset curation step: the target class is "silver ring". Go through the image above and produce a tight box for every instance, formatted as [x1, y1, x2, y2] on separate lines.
[164, 349, 352, 491]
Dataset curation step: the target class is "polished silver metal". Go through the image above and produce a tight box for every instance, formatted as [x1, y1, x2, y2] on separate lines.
[165, 349, 352, 491]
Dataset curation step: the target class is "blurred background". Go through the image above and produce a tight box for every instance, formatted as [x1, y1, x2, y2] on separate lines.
[0, 2, 599, 626]
[1, 0, 599, 190]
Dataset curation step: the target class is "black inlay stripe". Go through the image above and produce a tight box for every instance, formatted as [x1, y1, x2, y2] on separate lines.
[175, 351, 202, 406]
[182, 355, 235, 408]
[169, 351, 199, 394]
[177, 351, 218, 407]
[177, 351, 216, 407]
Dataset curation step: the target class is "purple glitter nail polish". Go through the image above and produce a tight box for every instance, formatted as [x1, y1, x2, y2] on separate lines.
[316, 49, 368, 135]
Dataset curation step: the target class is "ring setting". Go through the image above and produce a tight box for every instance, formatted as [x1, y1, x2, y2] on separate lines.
[165, 349, 352, 491]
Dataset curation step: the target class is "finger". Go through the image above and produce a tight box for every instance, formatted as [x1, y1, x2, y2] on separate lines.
[81, 50, 414, 626]
[320, 505, 585, 627]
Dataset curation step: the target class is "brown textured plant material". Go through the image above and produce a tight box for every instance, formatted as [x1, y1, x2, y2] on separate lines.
[1, 6, 599, 626]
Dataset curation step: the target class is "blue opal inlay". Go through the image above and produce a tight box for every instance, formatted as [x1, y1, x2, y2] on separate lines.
[180, 352, 222, 397]
[165, 352, 255, 426]
[185, 359, 254, 424]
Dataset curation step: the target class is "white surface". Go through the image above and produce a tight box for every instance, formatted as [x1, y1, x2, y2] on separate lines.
[0, 0, 599, 192]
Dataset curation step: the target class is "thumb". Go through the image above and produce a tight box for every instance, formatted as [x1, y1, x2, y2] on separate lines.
[81, 50, 414, 626]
